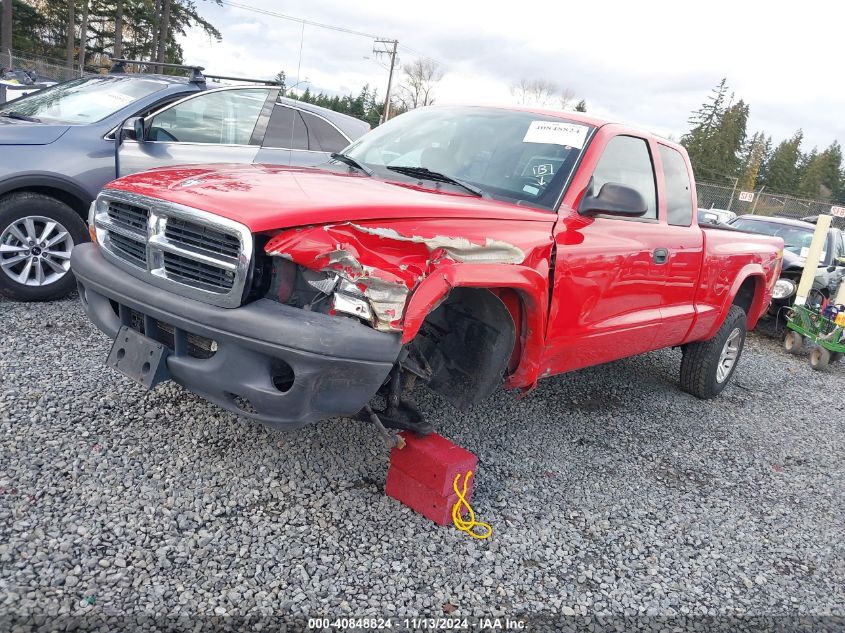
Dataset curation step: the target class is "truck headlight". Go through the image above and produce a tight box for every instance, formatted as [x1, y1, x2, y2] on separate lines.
[772, 278, 796, 300]
[267, 264, 388, 326]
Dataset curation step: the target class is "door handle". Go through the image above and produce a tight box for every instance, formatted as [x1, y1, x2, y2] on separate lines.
[653, 248, 669, 264]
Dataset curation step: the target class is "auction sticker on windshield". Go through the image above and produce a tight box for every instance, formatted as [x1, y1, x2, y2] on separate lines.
[523, 121, 589, 148]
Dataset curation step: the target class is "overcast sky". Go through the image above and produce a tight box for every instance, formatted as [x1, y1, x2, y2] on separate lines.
[182, 0, 844, 150]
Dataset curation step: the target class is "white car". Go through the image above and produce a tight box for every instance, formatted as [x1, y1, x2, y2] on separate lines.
[698, 207, 737, 225]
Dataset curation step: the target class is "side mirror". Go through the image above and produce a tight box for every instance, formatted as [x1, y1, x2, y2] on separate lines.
[579, 182, 648, 218]
[121, 116, 148, 142]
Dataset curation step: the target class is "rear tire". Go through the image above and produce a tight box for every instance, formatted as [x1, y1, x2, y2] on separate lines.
[784, 330, 803, 355]
[680, 305, 747, 399]
[0, 193, 88, 301]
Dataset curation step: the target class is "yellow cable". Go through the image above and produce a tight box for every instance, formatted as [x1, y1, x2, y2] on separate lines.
[451, 471, 492, 540]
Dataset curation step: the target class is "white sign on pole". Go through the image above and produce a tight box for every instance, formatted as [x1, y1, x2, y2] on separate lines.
[831, 205, 845, 218]
[738, 191, 754, 202]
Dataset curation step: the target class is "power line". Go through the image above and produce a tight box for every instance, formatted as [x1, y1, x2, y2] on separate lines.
[218, 0, 388, 40]
[219, 0, 444, 68]
[398, 43, 444, 67]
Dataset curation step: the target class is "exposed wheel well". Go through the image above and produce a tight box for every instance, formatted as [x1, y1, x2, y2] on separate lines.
[407, 287, 516, 409]
[0, 186, 90, 218]
[732, 276, 759, 316]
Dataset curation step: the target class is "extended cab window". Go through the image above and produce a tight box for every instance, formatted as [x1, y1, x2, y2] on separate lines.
[148, 88, 270, 144]
[591, 135, 657, 220]
[658, 145, 694, 226]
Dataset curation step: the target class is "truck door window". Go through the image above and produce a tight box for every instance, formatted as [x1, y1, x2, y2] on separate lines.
[658, 145, 694, 226]
[591, 135, 657, 220]
[148, 88, 270, 145]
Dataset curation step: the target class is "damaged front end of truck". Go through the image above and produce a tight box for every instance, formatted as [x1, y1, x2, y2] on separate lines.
[258, 220, 536, 435]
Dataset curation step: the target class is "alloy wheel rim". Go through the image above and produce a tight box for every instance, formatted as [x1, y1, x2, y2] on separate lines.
[716, 327, 742, 383]
[0, 216, 74, 287]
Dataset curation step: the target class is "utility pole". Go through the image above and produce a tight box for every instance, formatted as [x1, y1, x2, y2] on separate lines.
[374, 39, 398, 124]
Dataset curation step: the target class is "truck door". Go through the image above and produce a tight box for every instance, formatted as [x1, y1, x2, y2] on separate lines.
[542, 132, 669, 375]
[651, 143, 704, 348]
[118, 87, 276, 176]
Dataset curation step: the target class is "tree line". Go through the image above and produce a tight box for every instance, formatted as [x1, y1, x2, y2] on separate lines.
[1, 0, 221, 71]
[277, 59, 449, 130]
[682, 79, 843, 202]
[276, 71, 384, 130]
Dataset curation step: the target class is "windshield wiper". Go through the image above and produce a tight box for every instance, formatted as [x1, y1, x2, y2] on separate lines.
[330, 152, 373, 176]
[385, 165, 484, 197]
[0, 111, 42, 122]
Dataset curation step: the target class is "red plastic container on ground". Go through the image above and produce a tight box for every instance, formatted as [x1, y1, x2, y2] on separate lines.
[385, 431, 478, 525]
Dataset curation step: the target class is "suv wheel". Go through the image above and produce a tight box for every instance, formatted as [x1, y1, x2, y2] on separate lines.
[0, 193, 88, 301]
[679, 305, 748, 399]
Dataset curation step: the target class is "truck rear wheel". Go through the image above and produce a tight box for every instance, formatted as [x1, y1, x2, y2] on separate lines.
[679, 305, 747, 399]
[0, 193, 88, 302]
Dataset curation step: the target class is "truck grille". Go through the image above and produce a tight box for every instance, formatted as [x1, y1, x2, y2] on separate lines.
[162, 251, 235, 291]
[165, 218, 241, 259]
[93, 192, 253, 308]
[107, 200, 148, 231]
[109, 232, 147, 266]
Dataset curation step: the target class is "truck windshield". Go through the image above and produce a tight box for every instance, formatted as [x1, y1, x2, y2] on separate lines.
[0, 76, 169, 124]
[343, 106, 593, 210]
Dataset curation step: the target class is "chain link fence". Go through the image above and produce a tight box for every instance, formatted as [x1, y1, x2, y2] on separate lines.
[696, 181, 844, 229]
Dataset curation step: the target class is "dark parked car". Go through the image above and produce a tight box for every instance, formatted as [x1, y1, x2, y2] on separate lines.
[728, 215, 845, 333]
[0, 70, 369, 301]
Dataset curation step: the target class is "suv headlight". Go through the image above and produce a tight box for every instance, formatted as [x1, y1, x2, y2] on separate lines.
[772, 278, 797, 300]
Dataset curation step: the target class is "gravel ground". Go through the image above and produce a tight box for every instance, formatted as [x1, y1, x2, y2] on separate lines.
[1, 294, 844, 631]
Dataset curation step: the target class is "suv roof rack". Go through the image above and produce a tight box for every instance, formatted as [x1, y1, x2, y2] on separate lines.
[205, 73, 283, 86]
[109, 59, 206, 85]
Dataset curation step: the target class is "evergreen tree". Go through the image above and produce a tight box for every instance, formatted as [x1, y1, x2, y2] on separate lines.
[273, 70, 286, 94]
[739, 131, 767, 191]
[574, 99, 587, 112]
[713, 99, 749, 178]
[681, 79, 730, 181]
[762, 130, 804, 193]
[2, 0, 221, 70]
[797, 141, 843, 199]
[819, 141, 843, 198]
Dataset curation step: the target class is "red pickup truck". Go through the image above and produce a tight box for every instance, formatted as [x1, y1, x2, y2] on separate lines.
[70, 106, 783, 433]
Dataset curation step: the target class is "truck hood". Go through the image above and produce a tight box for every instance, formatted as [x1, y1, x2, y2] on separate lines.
[106, 163, 556, 232]
[0, 119, 71, 145]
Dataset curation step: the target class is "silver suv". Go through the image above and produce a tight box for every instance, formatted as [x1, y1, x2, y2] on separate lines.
[0, 69, 369, 301]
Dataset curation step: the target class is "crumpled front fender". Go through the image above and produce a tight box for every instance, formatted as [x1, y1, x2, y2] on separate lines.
[263, 217, 554, 387]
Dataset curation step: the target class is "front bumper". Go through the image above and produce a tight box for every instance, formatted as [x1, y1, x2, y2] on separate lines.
[71, 243, 402, 428]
